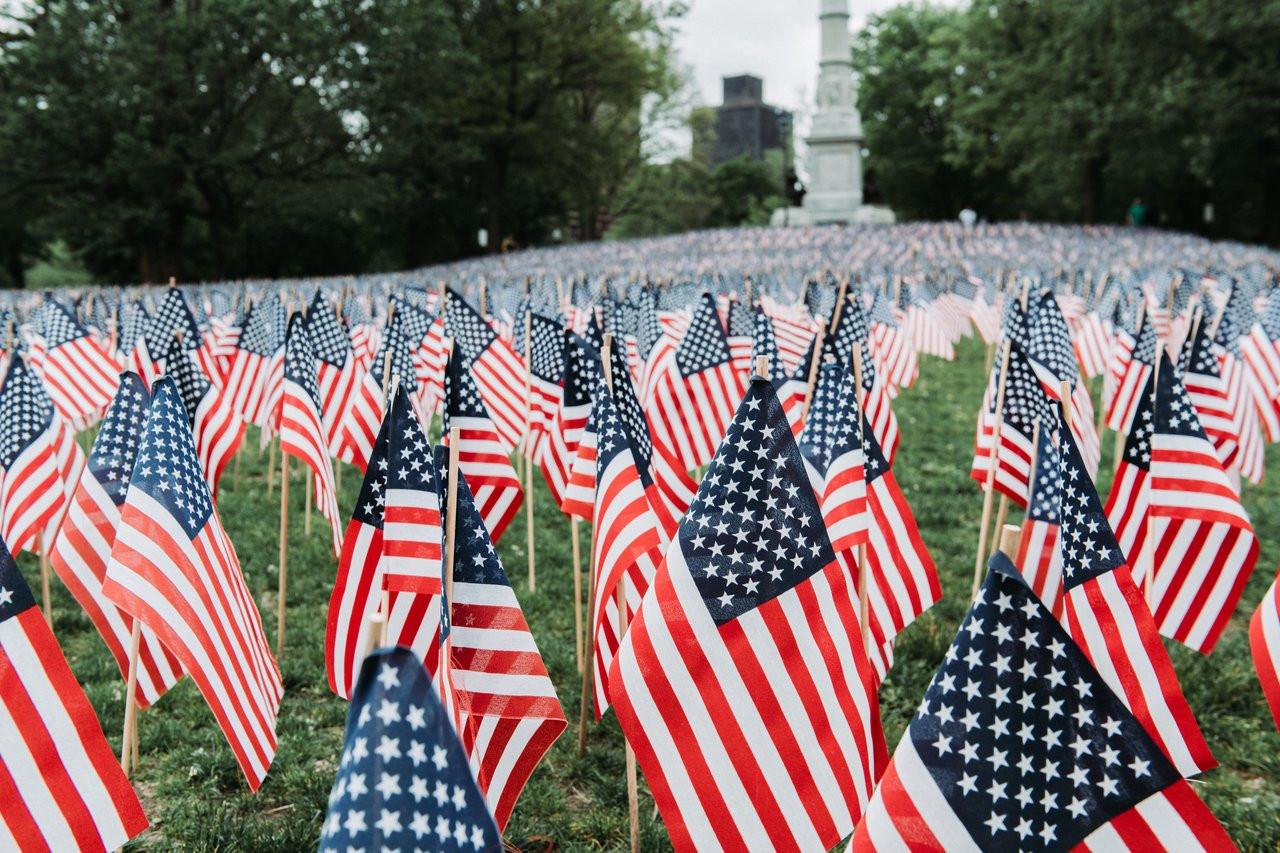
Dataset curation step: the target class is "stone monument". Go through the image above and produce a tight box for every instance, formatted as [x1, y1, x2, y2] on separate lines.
[772, 0, 895, 226]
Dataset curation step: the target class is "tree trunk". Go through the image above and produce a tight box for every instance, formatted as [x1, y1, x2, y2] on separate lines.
[1082, 156, 1105, 223]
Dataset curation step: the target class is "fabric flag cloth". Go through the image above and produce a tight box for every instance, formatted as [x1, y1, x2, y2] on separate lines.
[823, 291, 900, 464]
[851, 553, 1233, 852]
[538, 332, 593, 509]
[102, 377, 282, 790]
[0, 541, 149, 851]
[381, 385, 444, 596]
[1105, 357, 1258, 654]
[435, 447, 566, 829]
[305, 290, 360, 456]
[580, 379, 664, 717]
[971, 340, 1056, 506]
[1251, 569, 1280, 730]
[1013, 424, 1065, 618]
[338, 307, 408, 472]
[1210, 286, 1266, 484]
[319, 646, 502, 853]
[34, 300, 119, 430]
[443, 346, 522, 543]
[609, 376, 885, 852]
[1178, 313, 1241, 472]
[1056, 416, 1216, 777]
[799, 361, 869, 555]
[280, 315, 343, 555]
[163, 335, 246, 498]
[444, 287, 527, 452]
[1106, 306, 1157, 433]
[645, 292, 746, 472]
[754, 307, 806, 434]
[140, 287, 207, 379]
[870, 290, 918, 392]
[1025, 289, 1100, 476]
[49, 373, 183, 707]
[224, 296, 285, 435]
[521, 310, 565, 459]
[0, 352, 65, 556]
[327, 413, 393, 700]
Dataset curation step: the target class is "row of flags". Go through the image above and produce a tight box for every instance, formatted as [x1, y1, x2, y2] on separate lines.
[0, 241, 1274, 849]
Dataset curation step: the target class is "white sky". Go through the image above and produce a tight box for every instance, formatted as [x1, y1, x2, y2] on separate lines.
[669, 0, 919, 156]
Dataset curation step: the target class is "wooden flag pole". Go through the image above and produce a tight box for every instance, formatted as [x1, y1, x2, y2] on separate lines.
[989, 496, 1009, 562]
[266, 438, 276, 497]
[850, 347, 871, 652]
[277, 450, 289, 656]
[972, 340, 1012, 600]
[119, 619, 142, 777]
[800, 320, 828, 422]
[577, 532, 595, 756]
[571, 517, 584, 673]
[523, 311, 536, 591]
[619, 573, 640, 853]
[39, 541, 51, 625]
[997, 523, 1022, 559]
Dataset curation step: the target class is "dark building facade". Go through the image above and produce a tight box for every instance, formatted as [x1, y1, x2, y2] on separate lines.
[712, 75, 793, 167]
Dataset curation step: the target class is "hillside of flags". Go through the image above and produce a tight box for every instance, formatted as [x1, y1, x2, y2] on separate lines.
[0, 221, 1278, 848]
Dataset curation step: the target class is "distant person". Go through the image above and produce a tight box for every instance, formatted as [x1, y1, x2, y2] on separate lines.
[1127, 197, 1148, 226]
[959, 206, 977, 228]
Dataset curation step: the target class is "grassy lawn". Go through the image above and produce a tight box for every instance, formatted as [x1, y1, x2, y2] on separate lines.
[36, 335, 1280, 850]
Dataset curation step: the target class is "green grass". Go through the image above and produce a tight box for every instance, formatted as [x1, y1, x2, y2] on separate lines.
[35, 336, 1280, 850]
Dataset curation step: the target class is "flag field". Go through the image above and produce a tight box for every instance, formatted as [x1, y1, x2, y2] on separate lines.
[36, 335, 1280, 850]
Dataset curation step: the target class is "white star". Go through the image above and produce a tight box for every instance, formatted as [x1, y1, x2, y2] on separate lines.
[932, 733, 952, 755]
[374, 808, 402, 835]
[432, 745, 449, 770]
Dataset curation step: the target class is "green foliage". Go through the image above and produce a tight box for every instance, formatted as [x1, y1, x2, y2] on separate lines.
[609, 154, 784, 239]
[853, 0, 1280, 242]
[0, 0, 683, 283]
[43, 339, 1280, 848]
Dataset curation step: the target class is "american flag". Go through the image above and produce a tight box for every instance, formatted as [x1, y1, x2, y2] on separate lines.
[327, 414, 393, 699]
[581, 380, 663, 717]
[850, 392, 941, 680]
[338, 310, 409, 472]
[904, 293, 956, 361]
[971, 340, 1056, 506]
[563, 339, 694, 542]
[1013, 424, 1065, 618]
[520, 310, 565, 459]
[1073, 284, 1114, 379]
[0, 352, 64, 556]
[382, 387, 443, 596]
[851, 552, 1232, 852]
[1251, 570, 1280, 730]
[306, 289, 359, 456]
[142, 288, 205, 377]
[969, 286, 1002, 346]
[34, 300, 119, 430]
[869, 289, 918, 392]
[753, 306, 805, 434]
[1104, 358, 1257, 654]
[539, 332, 594, 510]
[281, 315, 343, 555]
[725, 297, 755, 379]
[1241, 291, 1280, 442]
[445, 288, 526, 452]
[443, 346, 522, 543]
[645, 292, 746, 472]
[1025, 290, 1100, 476]
[1178, 314, 1241, 471]
[223, 299, 278, 430]
[1056, 419, 1216, 777]
[319, 646, 502, 853]
[49, 373, 183, 707]
[1211, 285, 1265, 484]
[608, 376, 885, 851]
[437, 449, 566, 827]
[1105, 305, 1156, 433]
[0, 542, 149, 850]
[799, 361, 869, 553]
[102, 377, 282, 790]
[163, 335, 246, 498]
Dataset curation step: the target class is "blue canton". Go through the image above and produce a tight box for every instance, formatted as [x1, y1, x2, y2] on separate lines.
[675, 293, 731, 378]
[1057, 419, 1127, 589]
[0, 354, 54, 469]
[130, 378, 213, 538]
[89, 373, 151, 505]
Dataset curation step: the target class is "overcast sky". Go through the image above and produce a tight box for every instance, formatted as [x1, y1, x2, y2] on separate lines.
[669, 0, 915, 153]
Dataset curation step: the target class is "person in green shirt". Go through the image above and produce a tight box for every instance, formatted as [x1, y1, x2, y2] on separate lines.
[1126, 197, 1148, 226]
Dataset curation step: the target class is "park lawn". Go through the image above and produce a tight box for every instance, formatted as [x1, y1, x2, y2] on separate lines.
[35, 335, 1280, 850]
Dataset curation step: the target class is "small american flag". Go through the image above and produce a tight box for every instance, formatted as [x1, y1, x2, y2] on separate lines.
[645, 292, 745, 471]
[541, 332, 594, 511]
[1013, 423, 1065, 618]
[320, 646, 501, 853]
[0, 541, 149, 850]
[852, 553, 1232, 851]
[609, 376, 884, 851]
[799, 361, 869, 554]
[34, 300, 119, 430]
[163, 335, 246, 498]
[1178, 315, 1241, 471]
[223, 299, 277, 429]
[443, 347, 522, 543]
[1026, 289, 1100, 475]
[103, 377, 282, 790]
[49, 373, 183, 707]
[437, 449, 566, 828]
[1211, 285, 1265, 484]
[445, 288, 527, 452]
[382, 387, 443, 596]
[1105, 358, 1257, 654]
[520, 310, 565, 460]
[1106, 307, 1156, 433]
[1057, 419, 1215, 777]
[869, 289, 918, 392]
[971, 340, 1056, 506]
[280, 315, 343, 555]
[305, 289, 359, 457]
[143, 288, 204, 376]
[0, 352, 64, 555]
